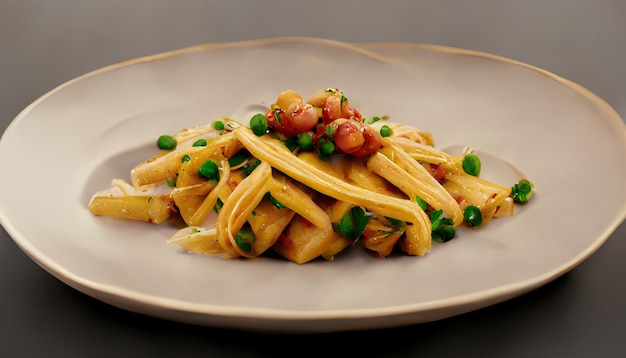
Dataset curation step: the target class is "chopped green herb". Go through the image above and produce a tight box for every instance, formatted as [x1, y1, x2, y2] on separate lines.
[272, 109, 282, 124]
[157, 135, 177, 150]
[385, 217, 405, 231]
[213, 120, 225, 130]
[430, 209, 456, 243]
[363, 116, 381, 124]
[181, 154, 191, 163]
[511, 179, 535, 204]
[166, 177, 176, 188]
[284, 137, 299, 152]
[415, 196, 427, 211]
[242, 158, 261, 176]
[338, 206, 369, 241]
[264, 193, 285, 209]
[192, 138, 207, 147]
[432, 226, 456, 243]
[228, 150, 249, 167]
[213, 198, 223, 214]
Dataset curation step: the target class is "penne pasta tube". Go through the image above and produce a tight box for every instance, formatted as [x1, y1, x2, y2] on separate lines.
[443, 173, 512, 223]
[320, 234, 353, 261]
[130, 146, 205, 188]
[400, 224, 431, 256]
[167, 226, 224, 255]
[89, 195, 173, 224]
[131, 130, 241, 188]
[170, 181, 217, 224]
[272, 215, 337, 264]
[320, 200, 355, 261]
[360, 216, 405, 257]
[362, 230, 403, 258]
[187, 160, 231, 226]
[172, 131, 241, 188]
[267, 174, 330, 230]
[246, 198, 296, 257]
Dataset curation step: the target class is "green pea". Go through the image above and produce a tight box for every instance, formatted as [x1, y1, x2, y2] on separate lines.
[380, 125, 393, 137]
[157, 135, 177, 150]
[318, 138, 335, 161]
[198, 160, 219, 181]
[321, 140, 334, 154]
[298, 132, 314, 151]
[462, 153, 481, 176]
[250, 113, 268, 136]
[463, 205, 483, 227]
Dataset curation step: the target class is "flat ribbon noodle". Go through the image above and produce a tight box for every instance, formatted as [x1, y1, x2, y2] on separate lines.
[216, 161, 273, 258]
[369, 145, 464, 227]
[234, 127, 432, 248]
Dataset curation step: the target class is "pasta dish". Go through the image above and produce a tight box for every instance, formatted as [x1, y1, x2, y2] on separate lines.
[88, 88, 534, 264]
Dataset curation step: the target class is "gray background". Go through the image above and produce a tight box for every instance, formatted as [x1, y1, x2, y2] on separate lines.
[1, 1, 625, 357]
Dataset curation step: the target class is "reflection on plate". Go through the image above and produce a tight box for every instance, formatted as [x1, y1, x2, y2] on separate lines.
[1, 37, 625, 333]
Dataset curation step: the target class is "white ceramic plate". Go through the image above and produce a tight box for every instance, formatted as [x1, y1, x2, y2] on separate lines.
[1, 38, 625, 333]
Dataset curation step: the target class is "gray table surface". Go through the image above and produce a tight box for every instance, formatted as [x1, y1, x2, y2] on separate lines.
[1, 1, 625, 357]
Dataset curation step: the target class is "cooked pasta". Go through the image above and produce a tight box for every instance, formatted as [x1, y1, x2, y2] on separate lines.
[88, 87, 534, 264]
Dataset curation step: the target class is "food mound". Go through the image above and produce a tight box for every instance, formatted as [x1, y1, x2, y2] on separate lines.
[88, 87, 535, 264]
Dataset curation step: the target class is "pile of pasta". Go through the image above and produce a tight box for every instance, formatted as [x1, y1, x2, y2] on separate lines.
[89, 87, 529, 264]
